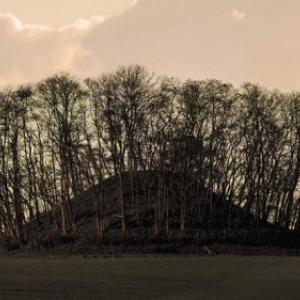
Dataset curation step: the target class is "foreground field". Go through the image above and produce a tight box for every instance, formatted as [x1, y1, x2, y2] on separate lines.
[0, 256, 299, 300]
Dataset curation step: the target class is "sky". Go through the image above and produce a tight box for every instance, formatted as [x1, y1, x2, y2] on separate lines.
[0, 0, 300, 92]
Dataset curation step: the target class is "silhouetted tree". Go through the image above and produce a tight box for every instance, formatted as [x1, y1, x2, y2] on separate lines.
[37, 73, 86, 234]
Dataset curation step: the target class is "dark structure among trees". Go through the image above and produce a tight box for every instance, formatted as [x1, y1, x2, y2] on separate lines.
[0, 65, 300, 251]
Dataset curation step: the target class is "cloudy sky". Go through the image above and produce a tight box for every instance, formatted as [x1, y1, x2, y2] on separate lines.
[0, 0, 300, 91]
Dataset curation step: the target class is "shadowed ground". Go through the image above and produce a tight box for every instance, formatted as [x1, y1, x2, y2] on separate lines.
[0, 256, 299, 300]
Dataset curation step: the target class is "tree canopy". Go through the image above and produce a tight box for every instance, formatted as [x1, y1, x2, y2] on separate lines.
[0, 65, 299, 248]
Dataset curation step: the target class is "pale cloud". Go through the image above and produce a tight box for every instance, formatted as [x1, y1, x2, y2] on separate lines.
[0, 13, 52, 32]
[0, 1, 249, 89]
[0, 13, 108, 33]
[129, 0, 141, 9]
[58, 16, 107, 32]
[230, 8, 246, 20]
[0, 13, 100, 87]
[1, 0, 300, 93]
[0, 0, 141, 28]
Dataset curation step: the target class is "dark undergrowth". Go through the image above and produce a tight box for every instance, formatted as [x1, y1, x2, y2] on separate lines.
[2, 228, 300, 256]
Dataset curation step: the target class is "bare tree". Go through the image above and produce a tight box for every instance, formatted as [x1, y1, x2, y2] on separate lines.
[37, 73, 86, 235]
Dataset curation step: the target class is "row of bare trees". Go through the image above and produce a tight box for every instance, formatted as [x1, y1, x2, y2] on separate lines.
[0, 65, 300, 245]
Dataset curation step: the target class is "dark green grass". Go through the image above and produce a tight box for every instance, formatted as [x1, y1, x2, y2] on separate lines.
[0, 255, 300, 300]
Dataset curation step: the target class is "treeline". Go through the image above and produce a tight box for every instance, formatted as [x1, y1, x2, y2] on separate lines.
[0, 65, 300, 245]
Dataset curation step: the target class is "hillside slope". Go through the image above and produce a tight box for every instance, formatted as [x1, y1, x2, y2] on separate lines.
[1, 171, 298, 254]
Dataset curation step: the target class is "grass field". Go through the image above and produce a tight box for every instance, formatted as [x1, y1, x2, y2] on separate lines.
[0, 255, 300, 300]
